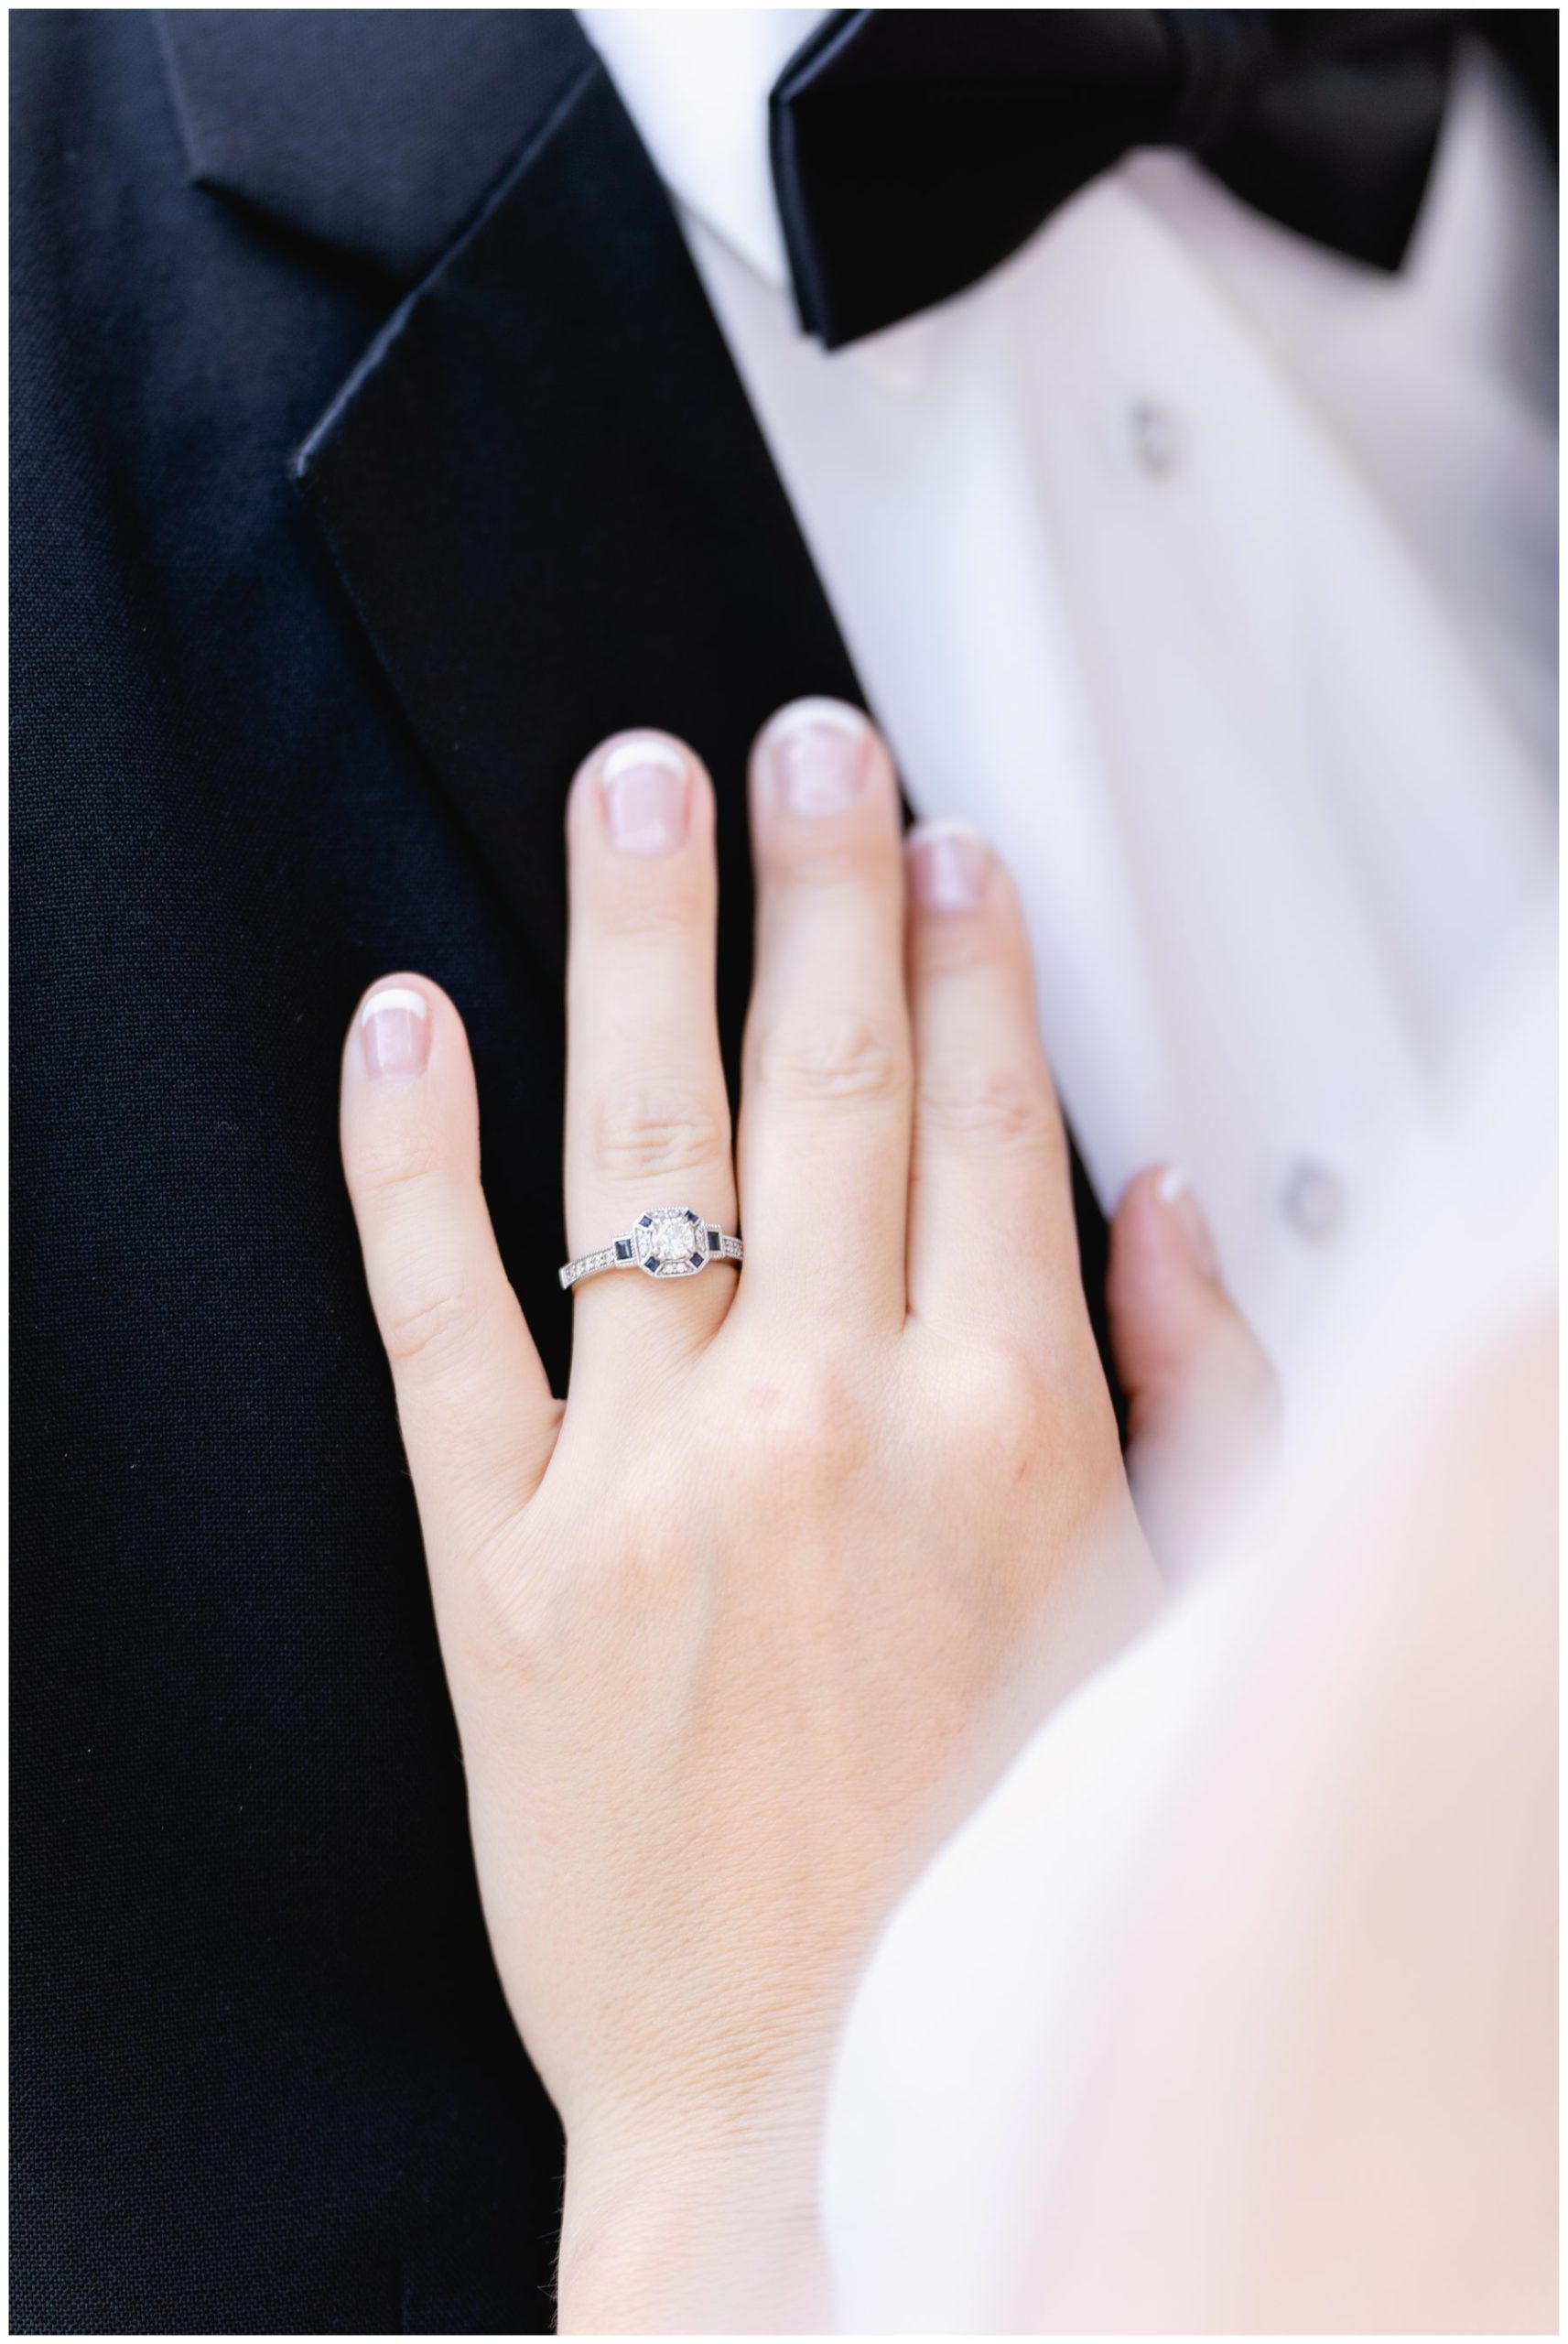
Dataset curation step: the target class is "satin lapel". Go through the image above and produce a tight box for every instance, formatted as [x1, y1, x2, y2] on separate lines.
[294, 52, 858, 1068]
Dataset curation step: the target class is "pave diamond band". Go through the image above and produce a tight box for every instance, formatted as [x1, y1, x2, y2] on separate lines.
[559, 1204, 744, 1292]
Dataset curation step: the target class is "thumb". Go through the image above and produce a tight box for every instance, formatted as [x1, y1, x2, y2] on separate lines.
[1108, 1167, 1281, 1582]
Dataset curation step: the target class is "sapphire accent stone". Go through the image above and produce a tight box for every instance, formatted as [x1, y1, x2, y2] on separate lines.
[707, 1229, 721, 1252]
[639, 1213, 654, 1228]
[614, 1238, 633, 1261]
[689, 1252, 705, 1268]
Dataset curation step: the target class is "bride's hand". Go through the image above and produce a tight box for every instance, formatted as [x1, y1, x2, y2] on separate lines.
[339, 702, 1271, 2329]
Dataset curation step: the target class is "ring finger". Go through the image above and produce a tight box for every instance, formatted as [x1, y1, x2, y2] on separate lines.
[737, 699, 912, 1332]
[563, 731, 737, 1382]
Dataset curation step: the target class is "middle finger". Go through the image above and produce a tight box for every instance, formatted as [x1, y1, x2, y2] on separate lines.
[737, 700, 912, 1333]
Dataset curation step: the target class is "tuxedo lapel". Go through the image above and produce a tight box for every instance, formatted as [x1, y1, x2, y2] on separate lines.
[293, 48, 860, 1066]
[157, 8, 590, 284]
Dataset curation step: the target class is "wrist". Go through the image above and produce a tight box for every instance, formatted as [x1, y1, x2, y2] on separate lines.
[557, 2123, 829, 2333]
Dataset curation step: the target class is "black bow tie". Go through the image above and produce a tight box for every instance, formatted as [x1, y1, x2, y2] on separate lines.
[769, 9, 1468, 348]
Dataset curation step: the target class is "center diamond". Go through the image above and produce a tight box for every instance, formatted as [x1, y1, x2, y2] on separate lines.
[633, 1206, 708, 1276]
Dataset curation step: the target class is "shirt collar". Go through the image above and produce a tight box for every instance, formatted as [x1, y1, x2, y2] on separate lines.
[579, 8, 827, 286]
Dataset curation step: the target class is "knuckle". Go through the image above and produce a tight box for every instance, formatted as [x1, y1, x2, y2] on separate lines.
[748, 1356, 875, 1482]
[594, 885, 702, 946]
[588, 1083, 727, 1181]
[751, 1012, 905, 1110]
[914, 917, 1009, 979]
[916, 1064, 1059, 1154]
[776, 836, 881, 889]
[948, 1337, 1060, 1467]
[378, 1277, 481, 1370]
[349, 1131, 447, 1203]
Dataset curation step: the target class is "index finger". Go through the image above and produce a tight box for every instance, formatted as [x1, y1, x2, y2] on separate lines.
[341, 975, 559, 1551]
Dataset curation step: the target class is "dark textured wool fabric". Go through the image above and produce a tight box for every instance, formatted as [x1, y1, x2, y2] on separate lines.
[11, 12, 1116, 2330]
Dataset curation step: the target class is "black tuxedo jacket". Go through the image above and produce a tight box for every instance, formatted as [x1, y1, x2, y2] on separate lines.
[12, 13, 1116, 2330]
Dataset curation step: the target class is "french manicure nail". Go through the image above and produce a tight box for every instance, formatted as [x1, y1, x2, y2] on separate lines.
[906, 820, 992, 913]
[1156, 1165, 1220, 1280]
[762, 697, 871, 816]
[602, 737, 690, 855]
[360, 986, 430, 1080]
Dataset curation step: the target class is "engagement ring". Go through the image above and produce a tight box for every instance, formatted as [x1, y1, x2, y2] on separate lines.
[559, 1205, 743, 1291]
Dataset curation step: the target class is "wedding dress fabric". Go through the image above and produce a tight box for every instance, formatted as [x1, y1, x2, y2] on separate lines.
[822, 918, 1557, 2331]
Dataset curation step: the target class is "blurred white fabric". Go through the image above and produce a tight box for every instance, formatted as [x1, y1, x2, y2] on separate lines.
[583, 12, 1556, 1384]
[820, 914, 1556, 2331]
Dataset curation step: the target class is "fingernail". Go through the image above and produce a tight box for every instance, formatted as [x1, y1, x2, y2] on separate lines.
[360, 985, 430, 1080]
[761, 697, 872, 816]
[907, 820, 992, 913]
[602, 737, 690, 855]
[1156, 1165, 1219, 1280]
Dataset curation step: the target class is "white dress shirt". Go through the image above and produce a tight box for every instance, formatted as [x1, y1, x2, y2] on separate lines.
[581, 10, 1555, 1378]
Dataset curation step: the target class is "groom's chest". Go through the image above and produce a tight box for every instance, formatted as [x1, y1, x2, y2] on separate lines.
[157, 10, 1551, 1383]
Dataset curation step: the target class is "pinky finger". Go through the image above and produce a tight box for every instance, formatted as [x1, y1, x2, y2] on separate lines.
[341, 976, 559, 1558]
[1108, 1166, 1281, 1580]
